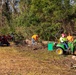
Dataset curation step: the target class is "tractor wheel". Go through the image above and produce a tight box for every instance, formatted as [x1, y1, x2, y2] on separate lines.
[56, 48, 63, 55]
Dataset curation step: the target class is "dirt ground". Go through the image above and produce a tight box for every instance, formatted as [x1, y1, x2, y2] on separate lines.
[0, 43, 76, 75]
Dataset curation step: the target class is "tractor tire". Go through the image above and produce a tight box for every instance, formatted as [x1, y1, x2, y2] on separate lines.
[56, 48, 63, 55]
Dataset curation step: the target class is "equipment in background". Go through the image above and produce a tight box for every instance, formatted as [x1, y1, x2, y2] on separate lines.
[0, 35, 10, 46]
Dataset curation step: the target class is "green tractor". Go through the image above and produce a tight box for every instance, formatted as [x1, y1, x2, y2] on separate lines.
[55, 39, 76, 55]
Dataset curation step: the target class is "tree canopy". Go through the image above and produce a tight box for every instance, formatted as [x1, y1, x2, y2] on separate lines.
[1, 0, 76, 40]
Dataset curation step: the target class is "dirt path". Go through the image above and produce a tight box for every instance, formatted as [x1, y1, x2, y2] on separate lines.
[0, 46, 76, 75]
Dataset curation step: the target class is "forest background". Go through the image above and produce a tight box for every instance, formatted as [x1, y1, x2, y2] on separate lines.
[0, 0, 76, 41]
